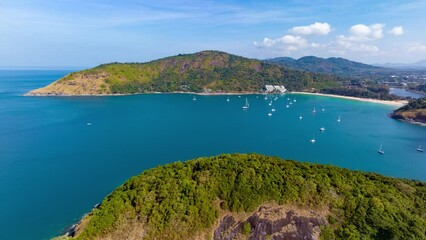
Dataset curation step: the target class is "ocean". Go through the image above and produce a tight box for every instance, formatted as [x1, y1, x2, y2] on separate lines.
[0, 70, 425, 240]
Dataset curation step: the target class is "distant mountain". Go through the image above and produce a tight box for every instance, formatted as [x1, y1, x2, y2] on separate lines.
[375, 60, 426, 70]
[27, 51, 340, 96]
[266, 56, 386, 76]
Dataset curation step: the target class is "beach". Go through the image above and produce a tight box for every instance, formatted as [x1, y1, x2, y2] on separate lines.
[290, 92, 408, 107]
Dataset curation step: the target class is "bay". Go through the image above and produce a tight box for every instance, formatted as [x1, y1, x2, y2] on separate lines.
[0, 70, 425, 240]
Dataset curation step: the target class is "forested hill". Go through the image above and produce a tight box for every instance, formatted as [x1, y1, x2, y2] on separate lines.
[266, 56, 387, 77]
[27, 51, 340, 96]
[64, 154, 425, 240]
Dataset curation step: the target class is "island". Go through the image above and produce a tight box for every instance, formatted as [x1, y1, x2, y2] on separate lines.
[391, 97, 426, 125]
[57, 154, 425, 240]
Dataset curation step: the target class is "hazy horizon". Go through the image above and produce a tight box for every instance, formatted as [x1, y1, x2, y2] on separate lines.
[1, 0, 426, 67]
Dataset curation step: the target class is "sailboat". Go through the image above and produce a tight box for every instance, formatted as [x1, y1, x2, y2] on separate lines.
[269, 101, 272, 106]
[378, 144, 384, 155]
[321, 107, 325, 111]
[310, 134, 316, 143]
[226, 97, 230, 102]
[264, 95, 268, 100]
[417, 145, 424, 152]
[312, 107, 316, 113]
[271, 106, 276, 112]
[193, 95, 196, 101]
[337, 115, 341, 122]
[242, 98, 249, 109]
[299, 114, 303, 120]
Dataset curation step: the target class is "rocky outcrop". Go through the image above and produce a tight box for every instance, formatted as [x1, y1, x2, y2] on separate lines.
[214, 205, 328, 240]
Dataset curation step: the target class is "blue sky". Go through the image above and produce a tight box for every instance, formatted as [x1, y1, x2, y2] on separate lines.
[1, 0, 425, 68]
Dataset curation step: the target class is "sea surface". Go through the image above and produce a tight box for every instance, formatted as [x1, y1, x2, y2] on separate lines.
[1, 70, 425, 240]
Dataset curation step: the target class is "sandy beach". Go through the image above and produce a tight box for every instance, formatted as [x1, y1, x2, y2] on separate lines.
[290, 92, 408, 107]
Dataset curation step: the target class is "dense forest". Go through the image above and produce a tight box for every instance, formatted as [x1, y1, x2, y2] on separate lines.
[68, 154, 426, 240]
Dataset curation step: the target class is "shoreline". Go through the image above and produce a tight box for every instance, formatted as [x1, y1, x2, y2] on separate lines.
[24, 90, 408, 107]
[290, 91, 408, 107]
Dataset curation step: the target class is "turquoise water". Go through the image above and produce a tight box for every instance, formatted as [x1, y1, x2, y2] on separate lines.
[1, 70, 425, 240]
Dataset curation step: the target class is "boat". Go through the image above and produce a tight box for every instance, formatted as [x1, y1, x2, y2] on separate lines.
[310, 134, 316, 143]
[287, 98, 290, 100]
[86, 122, 92, 126]
[312, 107, 316, 113]
[238, 95, 241, 98]
[378, 144, 384, 155]
[286, 104, 290, 108]
[226, 97, 230, 102]
[242, 98, 249, 109]
[289, 102, 293, 105]
[269, 101, 272, 106]
[417, 145, 424, 152]
[293, 99, 296, 102]
[320, 127, 325, 132]
[193, 96, 196, 101]
[299, 114, 303, 120]
[322, 107, 325, 111]
[271, 107, 276, 112]
[337, 115, 341, 122]
[268, 112, 272, 116]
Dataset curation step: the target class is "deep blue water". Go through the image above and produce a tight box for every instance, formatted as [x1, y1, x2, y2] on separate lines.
[1, 70, 425, 240]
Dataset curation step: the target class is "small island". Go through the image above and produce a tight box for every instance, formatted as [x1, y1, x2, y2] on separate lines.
[391, 97, 426, 125]
[58, 154, 426, 240]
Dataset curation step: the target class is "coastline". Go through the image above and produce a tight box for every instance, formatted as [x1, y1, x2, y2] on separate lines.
[290, 91, 408, 107]
[24, 90, 408, 108]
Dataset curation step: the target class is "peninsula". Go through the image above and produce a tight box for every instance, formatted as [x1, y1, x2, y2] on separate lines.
[59, 154, 425, 240]
[391, 97, 426, 125]
[26, 51, 341, 96]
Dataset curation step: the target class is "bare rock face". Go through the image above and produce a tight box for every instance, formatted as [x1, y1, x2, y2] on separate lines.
[214, 206, 328, 240]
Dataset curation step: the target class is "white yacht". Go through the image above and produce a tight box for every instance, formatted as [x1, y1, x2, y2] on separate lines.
[242, 98, 249, 109]
[378, 144, 384, 155]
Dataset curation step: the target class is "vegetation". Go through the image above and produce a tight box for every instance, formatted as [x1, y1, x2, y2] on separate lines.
[29, 51, 342, 95]
[391, 97, 426, 124]
[74, 154, 426, 240]
[320, 85, 401, 100]
[266, 56, 387, 78]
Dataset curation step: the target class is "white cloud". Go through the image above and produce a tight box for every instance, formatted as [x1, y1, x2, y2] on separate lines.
[388, 26, 404, 35]
[335, 35, 379, 53]
[407, 43, 426, 52]
[254, 35, 307, 51]
[348, 23, 384, 41]
[290, 22, 331, 35]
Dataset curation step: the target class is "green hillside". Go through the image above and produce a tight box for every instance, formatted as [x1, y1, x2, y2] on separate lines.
[66, 154, 425, 240]
[27, 51, 339, 96]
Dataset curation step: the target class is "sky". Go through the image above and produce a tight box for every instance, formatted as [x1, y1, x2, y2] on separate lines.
[1, 0, 426, 68]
